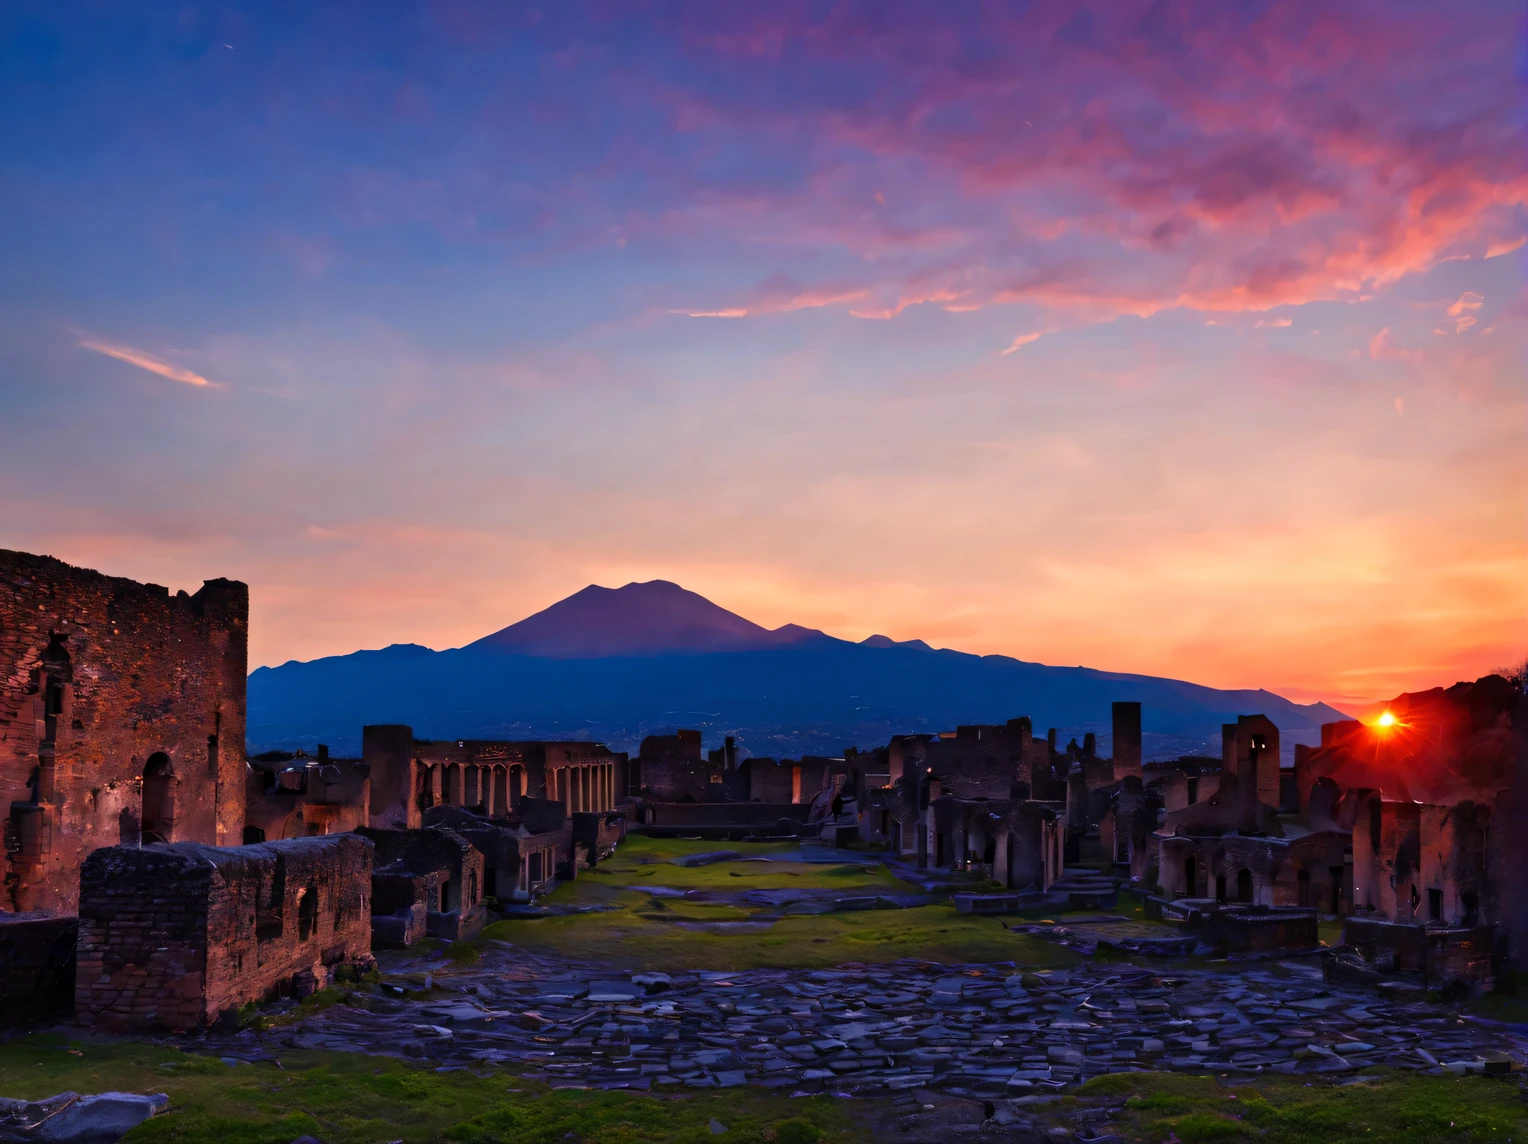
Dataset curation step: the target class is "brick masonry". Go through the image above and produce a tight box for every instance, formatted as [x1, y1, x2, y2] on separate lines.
[0, 549, 247, 915]
[76, 835, 373, 1033]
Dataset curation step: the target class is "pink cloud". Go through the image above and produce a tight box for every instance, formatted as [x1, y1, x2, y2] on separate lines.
[1000, 332, 1046, 355]
[77, 337, 221, 388]
[1368, 326, 1422, 363]
[630, 3, 1528, 325]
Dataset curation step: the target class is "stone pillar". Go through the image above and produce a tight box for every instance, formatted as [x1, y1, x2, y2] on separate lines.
[562, 767, 573, 814]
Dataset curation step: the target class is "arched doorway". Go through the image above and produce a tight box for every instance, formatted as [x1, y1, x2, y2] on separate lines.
[1236, 868, 1254, 903]
[141, 754, 174, 844]
[297, 886, 318, 941]
[1183, 856, 1197, 898]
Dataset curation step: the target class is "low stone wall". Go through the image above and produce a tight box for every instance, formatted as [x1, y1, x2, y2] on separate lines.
[0, 913, 78, 1026]
[1205, 905, 1318, 953]
[77, 836, 374, 1032]
[1339, 917, 1503, 987]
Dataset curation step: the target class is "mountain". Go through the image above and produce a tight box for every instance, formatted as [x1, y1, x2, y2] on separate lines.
[248, 582, 1351, 760]
[468, 580, 827, 657]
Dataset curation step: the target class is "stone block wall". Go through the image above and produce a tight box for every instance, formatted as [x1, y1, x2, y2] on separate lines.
[0, 550, 247, 915]
[359, 825, 487, 941]
[0, 912, 78, 1026]
[76, 836, 373, 1033]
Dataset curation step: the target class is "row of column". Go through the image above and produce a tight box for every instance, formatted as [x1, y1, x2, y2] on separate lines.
[422, 761, 524, 817]
[553, 762, 615, 814]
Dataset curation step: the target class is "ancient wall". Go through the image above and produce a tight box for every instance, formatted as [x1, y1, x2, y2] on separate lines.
[1156, 833, 1332, 907]
[1341, 917, 1504, 986]
[1353, 799, 1423, 920]
[0, 550, 247, 915]
[1204, 905, 1318, 953]
[76, 836, 373, 1033]
[244, 750, 369, 842]
[1112, 702, 1142, 777]
[362, 725, 421, 830]
[994, 802, 1063, 890]
[0, 912, 77, 1027]
[1222, 715, 1281, 812]
[364, 729, 620, 823]
[359, 825, 487, 941]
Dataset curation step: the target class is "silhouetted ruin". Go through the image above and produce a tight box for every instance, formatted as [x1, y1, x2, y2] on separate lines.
[1, 544, 1525, 1039]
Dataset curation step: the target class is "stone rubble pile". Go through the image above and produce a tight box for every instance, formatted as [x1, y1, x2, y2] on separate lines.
[193, 945, 1525, 1099]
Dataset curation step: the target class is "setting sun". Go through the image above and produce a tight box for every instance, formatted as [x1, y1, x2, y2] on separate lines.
[1377, 711, 1398, 728]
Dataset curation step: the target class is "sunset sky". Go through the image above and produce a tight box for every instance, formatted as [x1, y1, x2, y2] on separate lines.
[1, 2, 1523, 710]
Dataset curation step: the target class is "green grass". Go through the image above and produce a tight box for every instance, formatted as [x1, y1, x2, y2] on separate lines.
[0, 1034, 857, 1144]
[479, 836, 1081, 969]
[1077, 1070, 1528, 1143]
[486, 888, 1077, 971]
[482, 899, 1073, 970]
[580, 836, 901, 892]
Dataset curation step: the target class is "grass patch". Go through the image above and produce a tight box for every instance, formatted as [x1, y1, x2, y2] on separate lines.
[582, 836, 900, 893]
[0, 1034, 861, 1144]
[483, 838, 1094, 969]
[1079, 1069, 1528, 1143]
[483, 897, 1076, 970]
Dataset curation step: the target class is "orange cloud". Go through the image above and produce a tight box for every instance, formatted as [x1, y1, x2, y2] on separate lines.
[999, 331, 1046, 354]
[78, 337, 220, 388]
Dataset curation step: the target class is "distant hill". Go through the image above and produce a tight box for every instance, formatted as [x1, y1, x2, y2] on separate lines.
[248, 581, 1349, 760]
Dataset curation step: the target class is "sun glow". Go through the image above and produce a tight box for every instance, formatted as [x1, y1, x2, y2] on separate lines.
[1376, 711, 1397, 728]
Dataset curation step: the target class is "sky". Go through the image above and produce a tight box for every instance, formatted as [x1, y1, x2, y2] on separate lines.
[0, 1, 1524, 711]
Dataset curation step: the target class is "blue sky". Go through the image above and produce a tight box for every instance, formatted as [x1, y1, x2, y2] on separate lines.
[1, 1, 1524, 706]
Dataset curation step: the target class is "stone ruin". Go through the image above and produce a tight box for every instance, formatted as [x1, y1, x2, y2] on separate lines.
[75, 834, 373, 1032]
[0, 549, 248, 915]
[360, 823, 488, 946]
[2, 541, 1527, 1053]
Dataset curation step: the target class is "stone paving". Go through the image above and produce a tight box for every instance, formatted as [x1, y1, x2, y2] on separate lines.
[194, 942, 1527, 1100]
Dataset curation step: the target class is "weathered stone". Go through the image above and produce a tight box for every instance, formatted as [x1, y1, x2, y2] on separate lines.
[34, 1091, 169, 1142]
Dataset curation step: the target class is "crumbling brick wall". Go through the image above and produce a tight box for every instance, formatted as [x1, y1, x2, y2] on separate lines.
[358, 825, 487, 941]
[76, 836, 372, 1033]
[0, 550, 247, 915]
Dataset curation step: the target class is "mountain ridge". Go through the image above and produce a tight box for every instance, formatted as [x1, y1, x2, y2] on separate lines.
[248, 579, 1351, 760]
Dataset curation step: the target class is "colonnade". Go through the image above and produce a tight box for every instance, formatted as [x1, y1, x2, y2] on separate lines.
[550, 761, 615, 814]
[419, 761, 525, 816]
[417, 758, 616, 817]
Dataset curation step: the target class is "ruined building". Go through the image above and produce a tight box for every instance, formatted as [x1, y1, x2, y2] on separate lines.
[75, 834, 373, 1033]
[361, 824, 487, 946]
[1, 550, 248, 915]
[361, 727, 622, 827]
[1298, 678, 1519, 929]
[244, 745, 370, 842]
